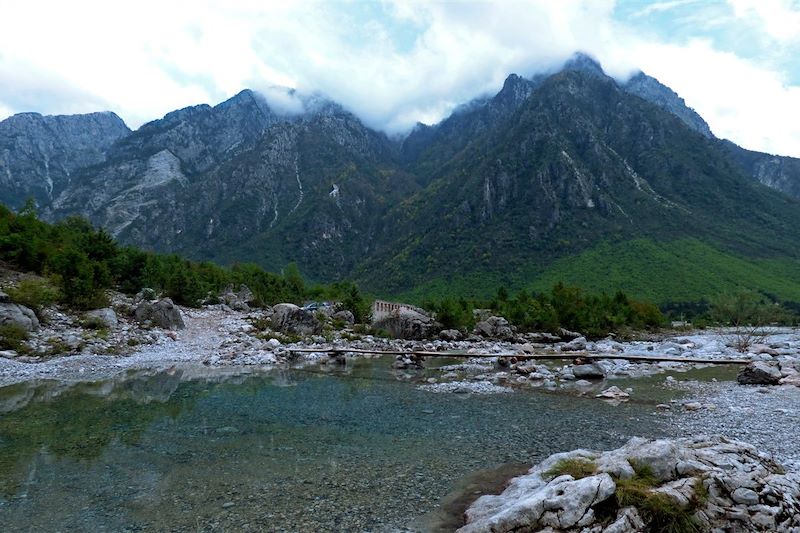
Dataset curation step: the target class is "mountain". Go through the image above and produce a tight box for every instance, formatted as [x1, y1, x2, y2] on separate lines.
[357, 61, 800, 301]
[619, 69, 800, 200]
[2, 53, 800, 304]
[47, 89, 418, 279]
[0, 111, 130, 208]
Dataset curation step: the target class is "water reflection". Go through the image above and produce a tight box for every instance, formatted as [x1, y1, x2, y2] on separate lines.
[0, 359, 677, 532]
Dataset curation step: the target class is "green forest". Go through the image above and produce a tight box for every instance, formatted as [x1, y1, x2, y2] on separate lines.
[0, 202, 795, 338]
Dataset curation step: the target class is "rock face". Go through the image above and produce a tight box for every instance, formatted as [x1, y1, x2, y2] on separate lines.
[134, 298, 185, 330]
[459, 436, 800, 533]
[372, 308, 438, 340]
[738, 361, 782, 385]
[0, 303, 39, 331]
[270, 303, 322, 336]
[0, 111, 130, 208]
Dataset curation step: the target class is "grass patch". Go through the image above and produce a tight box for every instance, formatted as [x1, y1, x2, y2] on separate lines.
[543, 457, 597, 480]
[0, 324, 29, 353]
[5, 279, 60, 319]
[614, 463, 706, 533]
[81, 316, 109, 330]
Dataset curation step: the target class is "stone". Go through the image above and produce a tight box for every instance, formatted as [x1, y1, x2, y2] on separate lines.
[85, 308, 118, 329]
[780, 374, 800, 386]
[372, 308, 438, 340]
[134, 298, 185, 330]
[472, 316, 514, 340]
[220, 284, 255, 311]
[331, 310, 355, 325]
[562, 336, 587, 351]
[459, 473, 616, 532]
[266, 338, 281, 349]
[572, 363, 605, 379]
[731, 487, 760, 505]
[134, 287, 157, 302]
[0, 302, 39, 331]
[271, 303, 323, 336]
[596, 386, 630, 400]
[602, 507, 645, 533]
[439, 328, 463, 341]
[738, 361, 782, 385]
[460, 436, 800, 533]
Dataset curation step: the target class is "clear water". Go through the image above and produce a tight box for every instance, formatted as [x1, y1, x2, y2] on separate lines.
[0, 358, 688, 532]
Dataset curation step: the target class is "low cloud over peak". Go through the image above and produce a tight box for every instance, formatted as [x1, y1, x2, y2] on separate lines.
[1, 1, 799, 156]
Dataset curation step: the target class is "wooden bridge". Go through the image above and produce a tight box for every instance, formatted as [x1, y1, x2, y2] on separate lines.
[287, 347, 751, 365]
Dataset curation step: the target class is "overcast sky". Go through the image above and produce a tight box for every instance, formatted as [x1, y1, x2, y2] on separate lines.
[1, 0, 799, 156]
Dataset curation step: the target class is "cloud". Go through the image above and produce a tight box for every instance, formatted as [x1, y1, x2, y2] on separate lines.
[256, 86, 305, 116]
[0, 0, 798, 157]
[727, 0, 800, 43]
[629, 38, 800, 156]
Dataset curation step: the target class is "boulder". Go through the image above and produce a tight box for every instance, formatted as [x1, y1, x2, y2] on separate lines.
[596, 386, 629, 400]
[332, 310, 355, 325]
[562, 336, 587, 351]
[738, 361, 782, 385]
[459, 436, 800, 533]
[271, 303, 322, 336]
[134, 298, 185, 330]
[134, 287, 157, 303]
[572, 363, 605, 379]
[372, 308, 439, 340]
[0, 302, 39, 331]
[221, 284, 256, 311]
[439, 329, 463, 341]
[85, 308, 118, 329]
[472, 316, 514, 340]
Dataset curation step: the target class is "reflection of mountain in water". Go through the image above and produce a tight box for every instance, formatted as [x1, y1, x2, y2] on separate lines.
[0, 365, 281, 496]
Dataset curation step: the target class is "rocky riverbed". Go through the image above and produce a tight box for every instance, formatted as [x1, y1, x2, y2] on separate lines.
[2, 294, 800, 531]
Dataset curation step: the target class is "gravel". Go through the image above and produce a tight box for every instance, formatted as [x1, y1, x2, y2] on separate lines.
[670, 379, 800, 464]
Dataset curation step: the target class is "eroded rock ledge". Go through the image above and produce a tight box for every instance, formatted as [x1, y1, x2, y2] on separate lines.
[459, 436, 800, 533]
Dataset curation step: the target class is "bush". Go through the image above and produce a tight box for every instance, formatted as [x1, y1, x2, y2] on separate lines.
[0, 324, 29, 352]
[614, 463, 705, 533]
[5, 279, 60, 315]
[81, 316, 109, 330]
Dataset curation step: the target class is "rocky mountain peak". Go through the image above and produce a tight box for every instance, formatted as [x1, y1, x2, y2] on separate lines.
[623, 71, 713, 138]
[0, 110, 131, 208]
[495, 73, 537, 108]
[561, 52, 606, 78]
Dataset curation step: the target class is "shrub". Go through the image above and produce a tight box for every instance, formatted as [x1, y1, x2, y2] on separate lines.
[614, 463, 705, 533]
[5, 278, 60, 316]
[81, 316, 109, 330]
[0, 324, 29, 352]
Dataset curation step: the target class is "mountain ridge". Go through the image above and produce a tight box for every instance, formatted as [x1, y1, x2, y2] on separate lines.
[1, 53, 800, 303]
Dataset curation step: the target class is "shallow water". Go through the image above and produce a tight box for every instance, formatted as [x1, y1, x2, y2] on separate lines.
[0, 358, 698, 532]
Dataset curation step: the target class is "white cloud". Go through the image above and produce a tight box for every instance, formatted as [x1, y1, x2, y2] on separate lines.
[629, 39, 800, 156]
[728, 0, 800, 43]
[0, 0, 798, 157]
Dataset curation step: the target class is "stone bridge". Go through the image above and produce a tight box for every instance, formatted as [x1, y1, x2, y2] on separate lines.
[371, 299, 429, 322]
